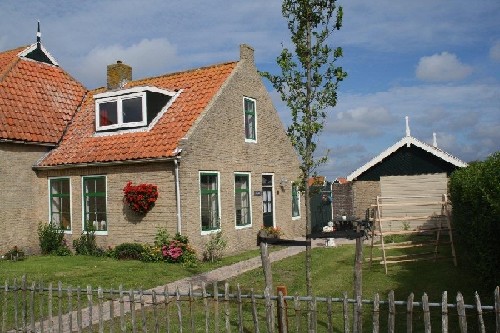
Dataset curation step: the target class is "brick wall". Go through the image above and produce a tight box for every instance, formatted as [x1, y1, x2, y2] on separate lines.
[0, 143, 49, 254]
[177, 45, 305, 255]
[352, 181, 380, 221]
[332, 182, 353, 218]
[35, 163, 177, 251]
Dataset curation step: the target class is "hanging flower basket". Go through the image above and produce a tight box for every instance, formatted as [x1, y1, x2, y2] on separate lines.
[123, 181, 159, 214]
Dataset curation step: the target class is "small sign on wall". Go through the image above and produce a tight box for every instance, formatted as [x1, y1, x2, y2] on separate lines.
[254, 191, 262, 196]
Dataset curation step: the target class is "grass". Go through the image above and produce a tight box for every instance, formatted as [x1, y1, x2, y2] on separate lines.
[0, 248, 265, 290]
[1, 241, 497, 332]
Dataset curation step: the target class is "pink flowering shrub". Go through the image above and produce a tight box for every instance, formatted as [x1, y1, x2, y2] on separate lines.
[161, 234, 196, 264]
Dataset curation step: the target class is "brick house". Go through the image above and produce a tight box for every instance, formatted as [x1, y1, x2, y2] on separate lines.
[0, 36, 87, 255]
[1, 36, 304, 256]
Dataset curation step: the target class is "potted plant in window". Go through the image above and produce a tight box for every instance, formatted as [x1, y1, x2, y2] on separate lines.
[123, 181, 159, 214]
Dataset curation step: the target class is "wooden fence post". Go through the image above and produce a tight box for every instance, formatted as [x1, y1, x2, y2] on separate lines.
[406, 292, 414, 333]
[260, 241, 273, 293]
[388, 290, 395, 333]
[422, 293, 431, 333]
[277, 285, 288, 333]
[372, 293, 380, 333]
[474, 292, 485, 333]
[457, 292, 467, 333]
[441, 291, 448, 333]
[495, 286, 500, 333]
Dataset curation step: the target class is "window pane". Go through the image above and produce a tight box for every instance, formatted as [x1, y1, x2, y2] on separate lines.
[292, 185, 300, 217]
[122, 97, 143, 123]
[200, 174, 219, 231]
[99, 101, 117, 126]
[49, 178, 71, 230]
[83, 177, 107, 231]
[235, 174, 251, 226]
[244, 98, 256, 140]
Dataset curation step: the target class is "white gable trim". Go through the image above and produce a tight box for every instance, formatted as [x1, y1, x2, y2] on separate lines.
[18, 43, 59, 66]
[346, 136, 468, 181]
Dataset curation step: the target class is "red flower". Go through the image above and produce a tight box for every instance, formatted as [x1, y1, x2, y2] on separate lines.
[123, 181, 159, 214]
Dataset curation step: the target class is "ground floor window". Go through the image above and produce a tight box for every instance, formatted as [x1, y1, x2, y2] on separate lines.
[82, 176, 107, 232]
[235, 173, 251, 227]
[200, 172, 220, 232]
[292, 184, 300, 218]
[49, 177, 71, 230]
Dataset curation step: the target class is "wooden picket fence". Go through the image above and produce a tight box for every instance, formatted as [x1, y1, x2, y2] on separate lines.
[1, 278, 499, 332]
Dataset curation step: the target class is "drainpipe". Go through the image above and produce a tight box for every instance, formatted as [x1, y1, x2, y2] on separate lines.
[174, 157, 182, 234]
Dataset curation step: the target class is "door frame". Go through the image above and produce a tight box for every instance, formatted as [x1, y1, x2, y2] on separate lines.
[261, 173, 276, 228]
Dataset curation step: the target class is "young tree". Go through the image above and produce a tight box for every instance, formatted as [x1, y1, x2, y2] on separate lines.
[262, 0, 347, 296]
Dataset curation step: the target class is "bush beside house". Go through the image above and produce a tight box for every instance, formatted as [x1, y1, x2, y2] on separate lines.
[449, 152, 500, 285]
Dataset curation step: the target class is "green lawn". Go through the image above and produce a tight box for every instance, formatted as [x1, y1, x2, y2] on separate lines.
[0, 249, 264, 290]
[1, 243, 497, 332]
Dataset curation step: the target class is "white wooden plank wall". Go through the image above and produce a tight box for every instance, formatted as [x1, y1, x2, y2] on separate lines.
[380, 173, 448, 230]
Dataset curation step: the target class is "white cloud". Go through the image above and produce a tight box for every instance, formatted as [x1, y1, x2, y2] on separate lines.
[76, 38, 178, 88]
[416, 52, 473, 82]
[490, 41, 500, 62]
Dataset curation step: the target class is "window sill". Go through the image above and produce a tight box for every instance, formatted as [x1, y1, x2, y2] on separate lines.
[235, 224, 252, 230]
[201, 228, 221, 236]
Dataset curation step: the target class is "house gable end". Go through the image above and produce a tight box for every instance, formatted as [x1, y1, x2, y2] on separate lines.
[355, 145, 463, 181]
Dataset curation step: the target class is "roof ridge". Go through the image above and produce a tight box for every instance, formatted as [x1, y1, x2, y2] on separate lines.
[125, 60, 238, 86]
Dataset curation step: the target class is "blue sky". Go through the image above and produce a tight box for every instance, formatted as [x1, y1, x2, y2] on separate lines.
[1, 0, 499, 180]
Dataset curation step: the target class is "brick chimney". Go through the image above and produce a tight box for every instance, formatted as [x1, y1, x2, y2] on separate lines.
[240, 44, 254, 64]
[107, 60, 132, 90]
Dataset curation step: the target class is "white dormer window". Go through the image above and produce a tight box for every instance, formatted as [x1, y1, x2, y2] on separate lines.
[94, 86, 175, 132]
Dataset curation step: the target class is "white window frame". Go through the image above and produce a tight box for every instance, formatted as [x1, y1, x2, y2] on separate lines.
[243, 96, 257, 143]
[292, 183, 301, 220]
[95, 91, 147, 131]
[81, 175, 108, 236]
[234, 172, 252, 229]
[199, 171, 221, 235]
[48, 177, 72, 233]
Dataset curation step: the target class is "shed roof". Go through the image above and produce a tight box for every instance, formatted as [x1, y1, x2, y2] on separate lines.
[346, 135, 468, 181]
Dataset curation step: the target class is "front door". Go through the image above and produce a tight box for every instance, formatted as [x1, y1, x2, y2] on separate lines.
[262, 174, 274, 227]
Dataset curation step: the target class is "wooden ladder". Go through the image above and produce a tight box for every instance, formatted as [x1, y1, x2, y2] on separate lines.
[369, 194, 457, 274]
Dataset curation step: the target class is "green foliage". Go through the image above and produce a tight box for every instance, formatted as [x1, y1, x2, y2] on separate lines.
[261, 0, 347, 177]
[154, 227, 170, 247]
[37, 223, 68, 255]
[139, 244, 163, 263]
[449, 152, 500, 285]
[203, 231, 228, 262]
[2, 246, 26, 261]
[72, 225, 104, 256]
[110, 243, 145, 260]
[261, 0, 347, 297]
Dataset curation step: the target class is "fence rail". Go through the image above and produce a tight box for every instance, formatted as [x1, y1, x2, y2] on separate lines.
[1, 277, 499, 332]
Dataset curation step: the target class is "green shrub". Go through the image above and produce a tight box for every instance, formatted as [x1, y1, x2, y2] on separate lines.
[111, 243, 145, 260]
[38, 223, 67, 255]
[73, 225, 103, 256]
[3, 246, 26, 261]
[449, 152, 500, 285]
[139, 244, 163, 263]
[154, 227, 170, 247]
[203, 230, 227, 262]
[161, 233, 197, 266]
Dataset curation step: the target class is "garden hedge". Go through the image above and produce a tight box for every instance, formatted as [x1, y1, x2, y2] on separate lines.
[449, 152, 500, 285]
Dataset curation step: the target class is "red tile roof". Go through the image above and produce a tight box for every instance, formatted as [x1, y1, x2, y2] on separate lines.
[38, 61, 237, 166]
[0, 46, 86, 144]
